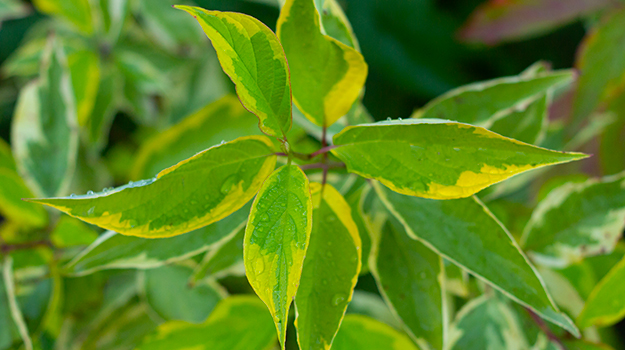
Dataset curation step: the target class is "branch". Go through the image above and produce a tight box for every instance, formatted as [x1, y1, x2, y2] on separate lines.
[526, 308, 567, 350]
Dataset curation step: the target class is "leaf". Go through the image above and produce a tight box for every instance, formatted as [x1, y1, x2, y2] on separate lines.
[331, 314, 418, 350]
[139, 0, 205, 51]
[0, 169, 48, 228]
[573, 8, 625, 123]
[447, 296, 529, 350]
[0, 261, 19, 350]
[86, 71, 118, 148]
[30, 136, 276, 238]
[522, 173, 625, 268]
[411, 71, 573, 126]
[136, 296, 276, 350]
[277, 0, 367, 127]
[244, 164, 312, 348]
[50, 216, 98, 248]
[577, 255, 625, 328]
[370, 217, 444, 349]
[176, 5, 292, 139]
[346, 291, 402, 329]
[144, 265, 225, 323]
[318, 0, 359, 50]
[0, 0, 29, 22]
[295, 183, 361, 350]
[12, 36, 79, 198]
[1, 257, 32, 350]
[458, 0, 613, 45]
[67, 49, 100, 126]
[374, 182, 579, 336]
[32, 0, 93, 34]
[489, 93, 549, 145]
[64, 202, 250, 276]
[131, 95, 261, 180]
[192, 228, 245, 282]
[331, 119, 587, 199]
[345, 185, 372, 274]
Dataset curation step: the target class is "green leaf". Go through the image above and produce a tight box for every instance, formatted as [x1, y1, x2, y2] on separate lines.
[192, 228, 245, 282]
[447, 296, 529, 350]
[331, 119, 586, 199]
[577, 255, 625, 328]
[458, 0, 613, 45]
[373, 182, 579, 336]
[1, 257, 32, 350]
[331, 314, 418, 350]
[32, 0, 93, 34]
[0, 260, 19, 350]
[144, 265, 225, 323]
[176, 5, 292, 139]
[68, 49, 100, 127]
[574, 8, 625, 122]
[346, 291, 402, 329]
[489, 93, 549, 145]
[132, 95, 261, 180]
[318, 0, 359, 49]
[139, 0, 205, 51]
[0, 169, 48, 228]
[412, 71, 573, 126]
[277, 0, 367, 127]
[0, 0, 29, 22]
[30, 136, 276, 238]
[50, 216, 98, 248]
[64, 202, 250, 275]
[345, 185, 372, 274]
[522, 173, 625, 268]
[12, 36, 79, 198]
[244, 164, 312, 348]
[137, 295, 276, 350]
[86, 71, 118, 148]
[370, 217, 444, 349]
[295, 183, 361, 350]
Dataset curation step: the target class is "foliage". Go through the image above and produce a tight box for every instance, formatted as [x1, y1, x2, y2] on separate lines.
[0, 0, 624, 349]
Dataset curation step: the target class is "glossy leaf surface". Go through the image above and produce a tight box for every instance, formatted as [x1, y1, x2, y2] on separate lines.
[176, 6, 292, 139]
[244, 164, 312, 348]
[295, 183, 361, 350]
[371, 217, 444, 349]
[277, 0, 367, 127]
[331, 315, 418, 350]
[578, 256, 625, 328]
[136, 296, 276, 350]
[374, 183, 578, 336]
[31, 136, 276, 238]
[522, 173, 625, 268]
[332, 119, 586, 199]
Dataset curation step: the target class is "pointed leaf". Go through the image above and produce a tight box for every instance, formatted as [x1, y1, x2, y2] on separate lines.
[12, 37, 79, 198]
[331, 119, 586, 199]
[136, 296, 277, 350]
[374, 182, 579, 336]
[244, 164, 312, 348]
[192, 228, 246, 281]
[412, 71, 573, 126]
[30, 136, 276, 238]
[489, 93, 549, 145]
[522, 173, 625, 268]
[370, 217, 445, 349]
[0, 169, 48, 228]
[295, 183, 361, 350]
[578, 255, 625, 328]
[318, 0, 359, 49]
[277, 0, 367, 127]
[64, 204, 249, 275]
[331, 315, 418, 350]
[68, 49, 101, 126]
[176, 6, 292, 139]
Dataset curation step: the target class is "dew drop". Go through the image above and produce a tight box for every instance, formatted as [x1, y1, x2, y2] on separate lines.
[220, 140, 226, 145]
[127, 219, 138, 228]
[453, 147, 460, 152]
[332, 294, 346, 306]
[87, 207, 95, 216]
[220, 175, 237, 195]
[386, 117, 391, 121]
[87, 190, 94, 195]
[398, 117, 403, 121]
[69, 193, 76, 198]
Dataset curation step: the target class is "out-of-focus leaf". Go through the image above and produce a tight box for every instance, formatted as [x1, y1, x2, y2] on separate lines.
[50, 215, 98, 248]
[0, 260, 19, 350]
[0, 167, 48, 228]
[32, 0, 93, 34]
[176, 6, 292, 139]
[30, 136, 276, 238]
[574, 8, 625, 122]
[138, 0, 204, 51]
[522, 173, 625, 268]
[489, 93, 549, 145]
[68, 49, 100, 126]
[374, 182, 579, 336]
[345, 185, 371, 274]
[0, 0, 29, 23]
[12, 36, 79, 198]
[98, 0, 129, 44]
[447, 296, 528, 350]
[64, 203, 250, 275]
[345, 291, 402, 329]
[295, 183, 361, 350]
[136, 296, 277, 350]
[1, 257, 32, 350]
[144, 264, 225, 323]
[538, 266, 586, 318]
[331, 119, 587, 199]
[411, 71, 573, 126]
[578, 255, 625, 328]
[277, 0, 367, 127]
[458, 0, 614, 45]
[370, 217, 444, 349]
[192, 228, 245, 282]
[86, 71, 118, 148]
[132, 95, 261, 180]
[244, 164, 312, 348]
[331, 314, 418, 350]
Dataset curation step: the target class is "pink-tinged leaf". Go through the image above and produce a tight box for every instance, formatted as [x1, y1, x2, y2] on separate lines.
[459, 0, 616, 45]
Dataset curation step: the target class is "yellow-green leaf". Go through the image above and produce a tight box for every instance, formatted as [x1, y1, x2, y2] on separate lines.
[277, 0, 367, 127]
[32, 0, 93, 34]
[30, 136, 277, 238]
[331, 314, 419, 350]
[295, 183, 361, 350]
[50, 216, 98, 247]
[68, 49, 100, 126]
[176, 6, 292, 139]
[244, 164, 312, 349]
[577, 255, 625, 328]
[331, 119, 587, 199]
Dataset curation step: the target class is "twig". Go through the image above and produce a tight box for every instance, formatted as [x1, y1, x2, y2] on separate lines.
[1, 240, 53, 255]
[526, 308, 567, 350]
[299, 162, 345, 171]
